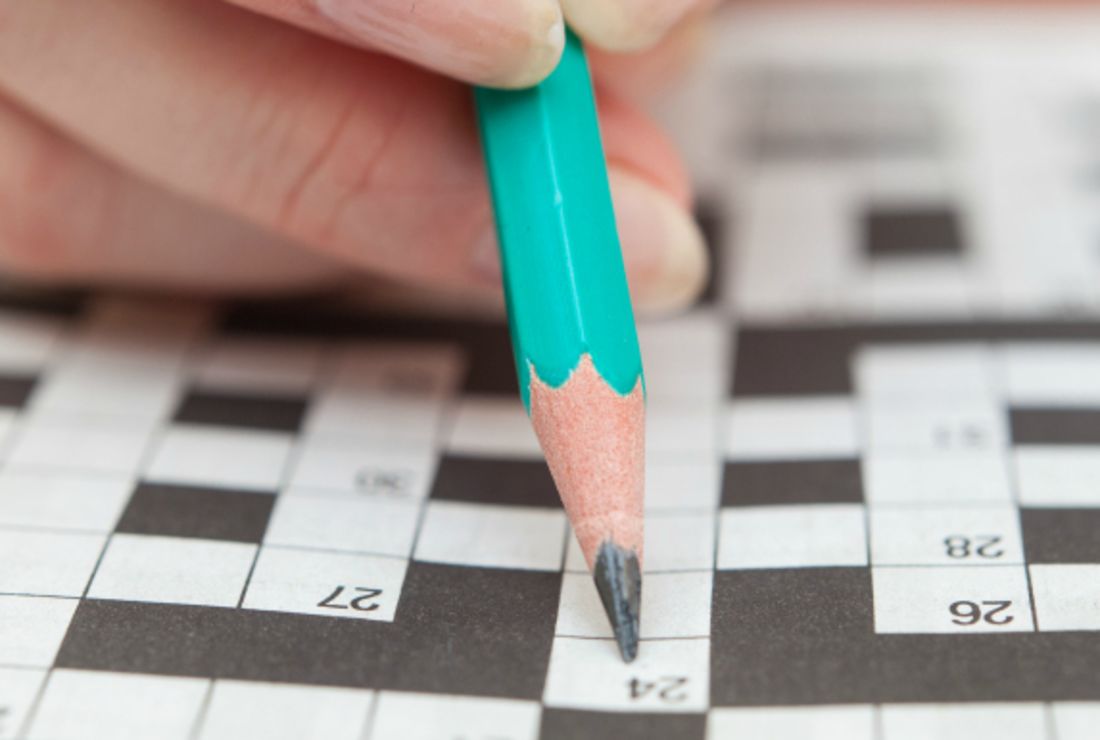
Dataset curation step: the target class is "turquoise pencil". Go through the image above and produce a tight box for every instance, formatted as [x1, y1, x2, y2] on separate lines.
[475, 30, 645, 662]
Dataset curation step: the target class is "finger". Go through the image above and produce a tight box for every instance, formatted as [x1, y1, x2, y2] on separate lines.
[0, 0, 705, 310]
[563, 0, 716, 53]
[590, 12, 709, 101]
[0, 94, 346, 294]
[223, 0, 565, 88]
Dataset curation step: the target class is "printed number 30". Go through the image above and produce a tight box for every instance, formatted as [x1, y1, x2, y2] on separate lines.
[949, 600, 1013, 626]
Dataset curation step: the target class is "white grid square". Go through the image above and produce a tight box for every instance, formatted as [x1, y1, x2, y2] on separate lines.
[287, 443, 435, 501]
[8, 415, 154, 475]
[1003, 343, 1100, 407]
[0, 529, 106, 597]
[305, 343, 459, 447]
[328, 343, 463, 399]
[1015, 446, 1100, 506]
[648, 401, 719, 458]
[856, 344, 995, 400]
[863, 262, 977, 320]
[145, 425, 293, 492]
[0, 312, 63, 373]
[1053, 703, 1100, 740]
[1030, 564, 1100, 631]
[863, 454, 1012, 505]
[0, 410, 15, 457]
[0, 469, 131, 532]
[709, 705, 876, 739]
[242, 546, 407, 621]
[555, 571, 712, 639]
[306, 394, 447, 447]
[27, 669, 209, 740]
[29, 361, 183, 421]
[869, 505, 1024, 566]
[88, 534, 256, 607]
[645, 457, 721, 511]
[543, 637, 709, 712]
[0, 667, 47, 740]
[567, 512, 715, 573]
[725, 398, 859, 460]
[198, 680, 373, 740]
[718, 504, 867, 569]
[370, 691, 540, 740]
[864, 401, 1007, 454]
[0, 595, 78, 667]
[264, 495, 420, 558]
[446, 397, 540, 457]
[638, 316, 725, 403]
[872, 566, 1034, 634]
[192, 339, 325, 395]
[879, 702, 1047, 740]
[415, 501, 565, 571]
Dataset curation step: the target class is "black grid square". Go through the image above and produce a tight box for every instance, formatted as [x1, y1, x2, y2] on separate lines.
[863, 205, 964, 259]
[0, 374, 37, 409]
[173, 389, 308, 433]
[694, 197, 726, 307]
[115, 482, 275, 543]
[711, 568, 876, 706]
[1021, 508, 1100, 563]
[383, 562, 560, 697]
[721, 460, 863, 507]
[1010, 408, 1100, 445]
[540, 709, 706, 740]
[429, 455, 561, 508]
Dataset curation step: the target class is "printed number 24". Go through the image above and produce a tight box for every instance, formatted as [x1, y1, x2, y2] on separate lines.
[318, 586, 382, 611]
[629, 676, 688, 704]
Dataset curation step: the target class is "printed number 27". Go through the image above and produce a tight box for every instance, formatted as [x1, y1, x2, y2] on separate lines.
[318, 586, 382, 611]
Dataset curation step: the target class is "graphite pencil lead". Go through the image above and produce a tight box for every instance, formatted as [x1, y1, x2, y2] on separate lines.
[594, 540, 641, 663]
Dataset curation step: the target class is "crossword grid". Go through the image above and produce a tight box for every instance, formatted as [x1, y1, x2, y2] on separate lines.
[1, 292, 1100, 739]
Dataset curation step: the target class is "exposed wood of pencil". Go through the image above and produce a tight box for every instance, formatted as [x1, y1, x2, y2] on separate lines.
[529, 353, 644, 661]
[529, 354, 645, 568]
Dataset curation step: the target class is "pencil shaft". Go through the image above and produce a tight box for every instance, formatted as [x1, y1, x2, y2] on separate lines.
[474, 30, 643, 409]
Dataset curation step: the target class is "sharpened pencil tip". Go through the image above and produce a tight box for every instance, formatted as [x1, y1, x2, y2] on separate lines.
[594, 541, 641, 663]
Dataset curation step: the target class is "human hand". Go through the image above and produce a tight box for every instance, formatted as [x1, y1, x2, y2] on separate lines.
[0, 0, 711, 314]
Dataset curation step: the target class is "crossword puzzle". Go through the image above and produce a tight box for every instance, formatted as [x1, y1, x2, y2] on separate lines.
[4, 8, 1100, 740]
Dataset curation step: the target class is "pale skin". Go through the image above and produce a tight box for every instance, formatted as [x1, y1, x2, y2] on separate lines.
[0, 0, 715, 314]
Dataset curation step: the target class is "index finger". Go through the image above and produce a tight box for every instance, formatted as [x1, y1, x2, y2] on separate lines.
[224, 0, 565, 88]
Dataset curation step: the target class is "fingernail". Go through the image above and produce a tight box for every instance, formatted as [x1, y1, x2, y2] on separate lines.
[561, 0, 697, 52]
[315, 0, 564, 87]
[611, 170, 708, 315]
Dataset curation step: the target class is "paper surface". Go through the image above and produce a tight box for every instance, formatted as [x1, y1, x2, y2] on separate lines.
[4, 8, 1100, 739]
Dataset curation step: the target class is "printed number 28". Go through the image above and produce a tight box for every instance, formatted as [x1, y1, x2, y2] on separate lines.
[949, 600, 1013, 626]
[943, 535, 1003, 559]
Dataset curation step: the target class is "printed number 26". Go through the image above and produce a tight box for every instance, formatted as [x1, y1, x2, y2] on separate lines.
[949, 600, 1013, 626]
